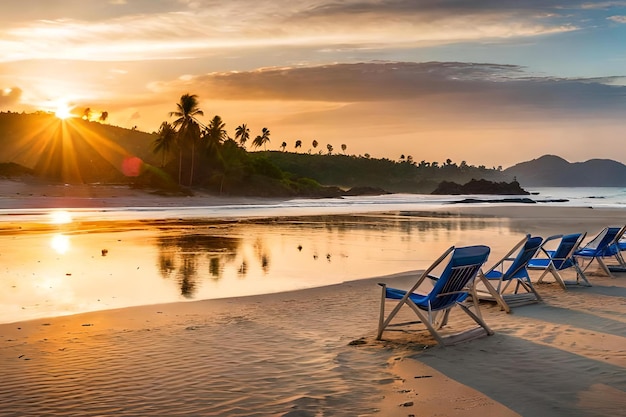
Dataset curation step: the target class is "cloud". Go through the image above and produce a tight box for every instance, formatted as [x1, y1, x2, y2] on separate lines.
[0, 87, 22, 107]
[154, 62, 626, 118]
[0, 0, 589, 63]
[581, 1, 626, 9]
[608, 15, 626, 23]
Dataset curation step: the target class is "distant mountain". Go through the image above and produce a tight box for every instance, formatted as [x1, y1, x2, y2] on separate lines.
[503, 155, 626, 187]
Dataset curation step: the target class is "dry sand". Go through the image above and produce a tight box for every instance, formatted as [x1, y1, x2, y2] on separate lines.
[1, 179, 626, 416]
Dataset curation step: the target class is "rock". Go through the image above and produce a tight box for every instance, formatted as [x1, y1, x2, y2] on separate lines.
[431, 179, 529, 195]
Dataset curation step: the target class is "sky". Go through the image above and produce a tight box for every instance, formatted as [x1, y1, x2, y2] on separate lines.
[1, 0, 626, 168]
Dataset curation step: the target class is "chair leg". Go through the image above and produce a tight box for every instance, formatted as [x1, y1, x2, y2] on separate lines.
[597, 258, 613, 278]
[574, 265, 592, 287]
[457, 302, 494, 336]
[404, 301, 446, 345]
[537, 268, 550, 284]
[377, 284, 387, 340]
[436, 309, 450, 329]
[550, 268, 568, 290]
[518, 279, 543, 302]
[476, 274, 510, 313]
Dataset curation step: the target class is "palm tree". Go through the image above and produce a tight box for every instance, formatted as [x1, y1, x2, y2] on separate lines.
[99, 111, 108, 123]
[235, 123, 250, 148]
[341, 144, 347, 154]
[295, 140, 302, 150]
[280, 141, 287, 151]
[152, 121, 177, 167]
[204, 115, 228, 160]
[326, 144, 333, 155]
[252, 127, 271, 150]
[169, 93, 204, 185]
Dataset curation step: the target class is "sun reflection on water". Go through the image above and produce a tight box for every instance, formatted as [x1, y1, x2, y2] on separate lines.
[49, 210, 73, 224]
[50, 234, 70, 254]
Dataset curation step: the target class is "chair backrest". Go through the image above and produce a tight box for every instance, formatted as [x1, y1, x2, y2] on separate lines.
[429, 245, 490, 310]
[553, 233, 584, 269]
[504, 235, 543, 279]
[611, 225, 626, 252]
[583, 227, 621, 253]
[601, 226, 626, 256]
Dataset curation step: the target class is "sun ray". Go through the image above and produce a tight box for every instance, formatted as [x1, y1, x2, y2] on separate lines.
[9, 112, 144, 185]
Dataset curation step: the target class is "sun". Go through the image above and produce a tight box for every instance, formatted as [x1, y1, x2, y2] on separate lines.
[54, 102, 74, 120]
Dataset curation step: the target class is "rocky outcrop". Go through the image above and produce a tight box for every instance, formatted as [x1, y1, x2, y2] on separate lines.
[431, 179, 529, 195]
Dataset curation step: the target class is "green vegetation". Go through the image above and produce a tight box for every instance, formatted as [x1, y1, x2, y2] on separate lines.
[0, 94, 510, 196]
[263, 152, 506, 193]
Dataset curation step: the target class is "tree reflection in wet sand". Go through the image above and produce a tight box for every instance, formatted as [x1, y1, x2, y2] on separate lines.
[152, 213, 509, 298]
[157, 233, 242, 297]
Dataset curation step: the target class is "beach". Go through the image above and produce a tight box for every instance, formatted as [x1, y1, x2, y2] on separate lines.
[1, 180, 625, 416]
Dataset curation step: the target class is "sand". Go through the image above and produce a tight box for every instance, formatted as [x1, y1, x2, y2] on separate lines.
[1, 179, 626, 416]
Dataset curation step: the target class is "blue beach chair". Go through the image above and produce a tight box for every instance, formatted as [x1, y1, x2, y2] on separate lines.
[377, 245, 493, 346]
[574, 226, 626, 277]
[527, 233, 589, 289]
[476, 235, 544, 313]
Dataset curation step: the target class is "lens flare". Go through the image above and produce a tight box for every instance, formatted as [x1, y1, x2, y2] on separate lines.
[122, 156, 143, 177]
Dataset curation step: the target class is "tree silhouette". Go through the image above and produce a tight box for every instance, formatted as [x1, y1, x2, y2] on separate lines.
[153, 121, 177, 167]
[204, 115, 228, 161]
[280, 141, 287, 151]
[341, 143, 347, 154]
[252, 127, 271, 150]
[326, 144, 333, 155]
[82, 107, 92, 121]
[295, 139, 302, 150]
[235, 123, 249, 148]
[169, 93, 204, 185]
[99, 111, 108, 123]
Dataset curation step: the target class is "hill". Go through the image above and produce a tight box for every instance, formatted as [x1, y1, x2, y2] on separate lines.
[503, 155, 626, 187]
[0, 111, 511, 195]
[0, 111, 159, 184]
